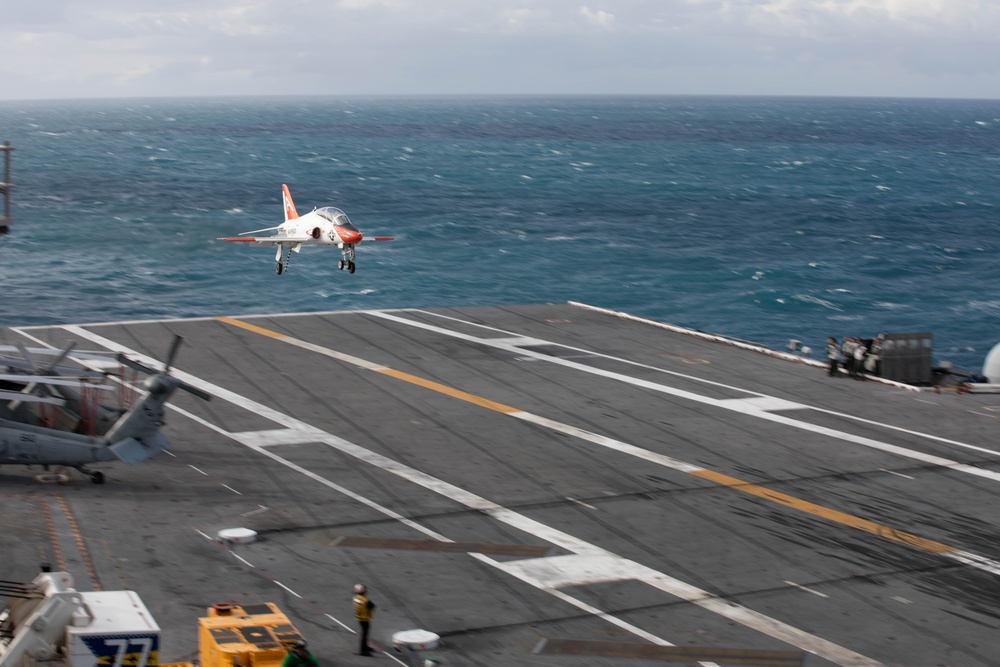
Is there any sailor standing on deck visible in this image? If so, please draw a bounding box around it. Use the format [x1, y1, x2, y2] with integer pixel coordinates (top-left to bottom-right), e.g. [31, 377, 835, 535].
[852, 339, 868, 380]
[353, 583, 376, 656]
[826, 337, 841, 377]
[865, 335, 884, 376]
[842, 337, 858, 378]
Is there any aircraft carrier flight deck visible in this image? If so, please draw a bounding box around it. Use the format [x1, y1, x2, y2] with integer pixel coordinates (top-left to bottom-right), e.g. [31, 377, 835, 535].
[2, 302, 999, 667]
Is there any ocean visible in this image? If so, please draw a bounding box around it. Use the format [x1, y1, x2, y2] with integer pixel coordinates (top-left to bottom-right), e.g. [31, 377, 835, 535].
[0, 95, 998, 373]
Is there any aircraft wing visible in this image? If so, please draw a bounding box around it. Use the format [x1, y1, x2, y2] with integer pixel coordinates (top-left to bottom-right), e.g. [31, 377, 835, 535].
[239, 225, 282, 235]
[218, 236, 315, 246]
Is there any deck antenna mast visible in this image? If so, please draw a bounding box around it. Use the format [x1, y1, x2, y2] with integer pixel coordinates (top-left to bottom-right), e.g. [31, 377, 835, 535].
[0, 141, 12, 234]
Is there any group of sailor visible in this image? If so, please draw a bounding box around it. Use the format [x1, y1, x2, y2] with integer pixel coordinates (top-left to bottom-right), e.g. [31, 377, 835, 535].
[826, 335, 884, 379]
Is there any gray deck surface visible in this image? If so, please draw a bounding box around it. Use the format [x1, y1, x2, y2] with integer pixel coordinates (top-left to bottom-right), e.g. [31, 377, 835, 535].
[2, 302, 999, 667]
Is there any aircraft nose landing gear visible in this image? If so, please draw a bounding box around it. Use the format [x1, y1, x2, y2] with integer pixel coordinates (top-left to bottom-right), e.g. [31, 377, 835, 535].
[339, 244, 357, 273]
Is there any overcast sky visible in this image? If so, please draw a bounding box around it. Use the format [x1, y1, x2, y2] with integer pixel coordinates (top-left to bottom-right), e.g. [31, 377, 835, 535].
[2, 0, 999, 101]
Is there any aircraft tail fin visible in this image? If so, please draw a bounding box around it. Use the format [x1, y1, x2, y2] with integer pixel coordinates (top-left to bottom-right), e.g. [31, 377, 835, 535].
[282, 184, 299, 221]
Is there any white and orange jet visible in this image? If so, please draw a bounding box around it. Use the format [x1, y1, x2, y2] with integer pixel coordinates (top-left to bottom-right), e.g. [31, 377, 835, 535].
[218, 184, 394, 275]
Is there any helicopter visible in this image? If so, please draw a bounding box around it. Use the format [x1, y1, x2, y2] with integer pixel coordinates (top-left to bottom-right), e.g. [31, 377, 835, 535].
[0, 336, 210, 483]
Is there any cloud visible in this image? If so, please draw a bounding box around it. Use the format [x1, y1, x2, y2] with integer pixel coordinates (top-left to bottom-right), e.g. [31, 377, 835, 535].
[497, 7, 552, 32]
[724, 0, 999, 38]
[336, 0, 407, 8]
[0, 0, 998, 99]
[579, 6, 615, 29]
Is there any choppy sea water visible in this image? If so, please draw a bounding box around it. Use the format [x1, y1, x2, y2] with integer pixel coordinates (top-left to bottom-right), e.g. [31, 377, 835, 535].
[0, 95, 998, 372]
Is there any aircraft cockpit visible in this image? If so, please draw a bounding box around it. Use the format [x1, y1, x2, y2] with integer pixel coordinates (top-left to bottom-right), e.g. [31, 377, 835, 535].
[316, 207, 357, 231]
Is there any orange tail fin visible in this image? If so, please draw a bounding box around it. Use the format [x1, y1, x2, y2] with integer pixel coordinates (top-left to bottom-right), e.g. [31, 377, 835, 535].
[282, 184, 299, 221]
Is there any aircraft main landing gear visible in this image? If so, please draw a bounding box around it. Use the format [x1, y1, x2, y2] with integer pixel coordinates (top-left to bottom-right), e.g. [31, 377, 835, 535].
[275, 246, 291, 275]
[75, 466, 105, 484]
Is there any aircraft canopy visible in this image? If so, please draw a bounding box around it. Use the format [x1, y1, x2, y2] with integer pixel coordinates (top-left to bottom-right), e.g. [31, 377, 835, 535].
[316, 207, 357, 230]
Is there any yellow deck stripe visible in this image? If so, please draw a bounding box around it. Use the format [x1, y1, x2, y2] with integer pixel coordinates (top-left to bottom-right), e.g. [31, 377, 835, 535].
[378, 368, 521, 413]
[691, 469, 954, 554]
[217, 316, 961, 560]
[215, 316, 287, 339]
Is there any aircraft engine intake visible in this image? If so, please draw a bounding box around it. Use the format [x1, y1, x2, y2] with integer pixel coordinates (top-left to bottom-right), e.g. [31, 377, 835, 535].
[310, 227, 321, 239]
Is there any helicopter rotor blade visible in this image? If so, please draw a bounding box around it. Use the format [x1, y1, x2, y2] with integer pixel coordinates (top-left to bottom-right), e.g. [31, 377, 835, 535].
[164, 336, 183, 373]
[117, 353, 157, 376]
[114, 344, 211, 402]
[0, 390, 65, 405]
[42, 342, 77, 374]
[179, 383, 212, 402]
[15, 343, 41, 373]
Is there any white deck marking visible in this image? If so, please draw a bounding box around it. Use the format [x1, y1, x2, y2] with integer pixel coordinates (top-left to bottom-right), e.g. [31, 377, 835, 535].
[783, 580, 829, 598]
[241, 506, 269, 517]
[58, 326, 886, 667]
[232, 428, 322, 447]
[513, 411, 705, 473]
[16, 316, 221, 328]
[567, 497, 598, 510]
[718, 396, 807, 412]
[370, 311, 1000, 481]
[324, 613, 354, 632]
[275, 581, 302, 597]
[481, 336, 551, 347]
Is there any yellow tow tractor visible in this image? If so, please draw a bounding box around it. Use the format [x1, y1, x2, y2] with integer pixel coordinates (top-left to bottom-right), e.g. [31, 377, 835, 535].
[0, 571, 307, 667]
[163, 602, 308, 667]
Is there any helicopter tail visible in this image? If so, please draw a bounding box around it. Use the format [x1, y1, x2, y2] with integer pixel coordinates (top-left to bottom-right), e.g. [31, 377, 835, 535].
[109, 432, 170, 465]
[104, 337, 210, 463]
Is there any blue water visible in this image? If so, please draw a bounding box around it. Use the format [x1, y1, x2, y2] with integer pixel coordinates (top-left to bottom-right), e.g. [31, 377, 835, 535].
[1, 95, 998, 372]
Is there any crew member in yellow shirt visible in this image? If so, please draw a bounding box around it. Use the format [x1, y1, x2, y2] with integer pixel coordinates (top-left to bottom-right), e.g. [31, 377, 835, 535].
[352, 583, 376, 656]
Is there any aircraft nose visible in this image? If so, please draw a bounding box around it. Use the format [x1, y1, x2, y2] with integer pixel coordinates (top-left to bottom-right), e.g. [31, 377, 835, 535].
[340, 229, 363, 244]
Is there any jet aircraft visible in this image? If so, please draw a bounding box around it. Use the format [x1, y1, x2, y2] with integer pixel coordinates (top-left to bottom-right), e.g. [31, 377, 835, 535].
[218, 184, 394, 275]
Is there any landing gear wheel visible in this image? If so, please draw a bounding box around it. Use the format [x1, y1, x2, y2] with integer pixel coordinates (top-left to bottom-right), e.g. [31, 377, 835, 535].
[90, 471, 105, 484]
[275, 247, 291, 275]
[347, 261, 356, 274]
[338, 259, 345, 270]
